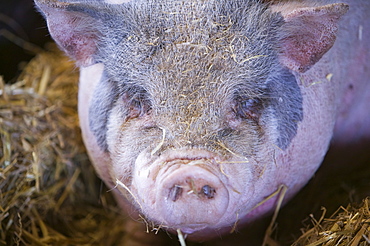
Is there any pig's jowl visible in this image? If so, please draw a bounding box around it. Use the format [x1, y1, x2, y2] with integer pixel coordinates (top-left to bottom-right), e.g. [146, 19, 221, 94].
[34, 0, 370, 244]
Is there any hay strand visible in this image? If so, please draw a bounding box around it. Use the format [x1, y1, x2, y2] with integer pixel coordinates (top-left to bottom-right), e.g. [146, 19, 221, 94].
[292, 197, 370, 246]
[262, 185, 287, 246]
[177, 229, 187, 246]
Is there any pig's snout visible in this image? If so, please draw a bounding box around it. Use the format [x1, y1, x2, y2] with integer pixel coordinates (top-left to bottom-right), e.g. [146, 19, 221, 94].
[155, 165, 229, 233]
[167, 179, 216, 202]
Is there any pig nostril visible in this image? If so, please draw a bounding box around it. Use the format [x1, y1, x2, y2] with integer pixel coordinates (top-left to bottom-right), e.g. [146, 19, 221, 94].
[200, 185, 216, 199]
[157, 165, 229, 227]
[169, 184, 216, 201]
[169, 185, 183, 202]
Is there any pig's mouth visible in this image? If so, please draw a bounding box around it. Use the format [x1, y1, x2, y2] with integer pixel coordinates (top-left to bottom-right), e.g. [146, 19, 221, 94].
[131, 149, 238, 235]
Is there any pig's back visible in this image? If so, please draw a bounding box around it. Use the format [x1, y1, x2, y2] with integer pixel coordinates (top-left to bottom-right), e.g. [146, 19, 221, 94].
[331, 0, 370, 144]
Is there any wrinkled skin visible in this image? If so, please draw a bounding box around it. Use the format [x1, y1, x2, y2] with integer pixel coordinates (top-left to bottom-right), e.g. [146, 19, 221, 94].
[35, 0, 370, 244]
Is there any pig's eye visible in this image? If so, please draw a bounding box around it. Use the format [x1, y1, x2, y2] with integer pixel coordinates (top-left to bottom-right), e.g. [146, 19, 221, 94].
[123, 92, 152, 119]
[233, 97, 263, 121]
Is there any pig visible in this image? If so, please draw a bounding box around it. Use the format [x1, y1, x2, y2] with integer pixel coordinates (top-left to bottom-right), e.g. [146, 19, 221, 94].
[34, 0, 370, 244]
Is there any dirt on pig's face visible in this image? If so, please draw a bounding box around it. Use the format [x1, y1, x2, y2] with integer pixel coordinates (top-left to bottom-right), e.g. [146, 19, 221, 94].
[82, 0, 303, 235]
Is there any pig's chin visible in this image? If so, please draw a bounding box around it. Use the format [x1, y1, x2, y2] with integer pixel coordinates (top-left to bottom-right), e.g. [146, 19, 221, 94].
[129, 149, 250, 238]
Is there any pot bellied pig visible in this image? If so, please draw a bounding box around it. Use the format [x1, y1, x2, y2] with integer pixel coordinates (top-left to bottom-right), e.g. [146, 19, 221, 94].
[35, 0, 370, 244]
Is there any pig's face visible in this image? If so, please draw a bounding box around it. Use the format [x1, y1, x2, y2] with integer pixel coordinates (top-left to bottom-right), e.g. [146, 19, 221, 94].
[35, 0, 348, 239]
[90, 1, 303, 234]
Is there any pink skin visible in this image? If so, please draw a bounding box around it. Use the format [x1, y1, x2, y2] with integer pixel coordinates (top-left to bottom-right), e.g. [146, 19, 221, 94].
[131, 150, 237, 234]
[331, 2, 370, 144]
[79, 62, 336, 240]
[75, 0, 370, 242]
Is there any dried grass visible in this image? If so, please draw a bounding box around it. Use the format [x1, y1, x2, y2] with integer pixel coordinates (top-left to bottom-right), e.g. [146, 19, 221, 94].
[0, 44, 126, 246]
[292, 198, 370, 246]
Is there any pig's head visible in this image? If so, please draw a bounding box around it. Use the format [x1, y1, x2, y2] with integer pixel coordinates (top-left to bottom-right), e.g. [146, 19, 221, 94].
[35, 0, 348, 240]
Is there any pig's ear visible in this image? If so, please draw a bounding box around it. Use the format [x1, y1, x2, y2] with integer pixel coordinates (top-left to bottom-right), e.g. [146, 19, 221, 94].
[35, 0, 100, 66]
[278, 3, 349, 73]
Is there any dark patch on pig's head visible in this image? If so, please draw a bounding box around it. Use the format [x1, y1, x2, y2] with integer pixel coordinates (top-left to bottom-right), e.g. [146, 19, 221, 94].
[89, 72, 120, 151]
[265, 68, 303, 149]
[89, 72, 153, 151]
